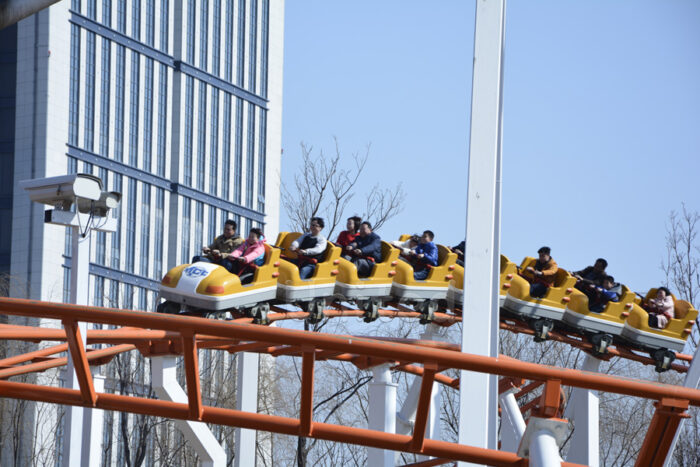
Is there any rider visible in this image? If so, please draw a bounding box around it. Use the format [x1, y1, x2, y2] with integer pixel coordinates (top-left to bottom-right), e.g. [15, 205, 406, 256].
[336, 215, 362, 248]
[191, 219, 244, 265]
[223, 228, 266, 284]
[404, 230, 439, 280]
[344, 221, 382, 277]
[521, 246, 559, 298]
[288, 217, 328, 279]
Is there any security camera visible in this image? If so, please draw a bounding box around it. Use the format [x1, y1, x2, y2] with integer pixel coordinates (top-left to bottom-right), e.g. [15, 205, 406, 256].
[77, 191, 122, 217]
[19, 173, 102, 210]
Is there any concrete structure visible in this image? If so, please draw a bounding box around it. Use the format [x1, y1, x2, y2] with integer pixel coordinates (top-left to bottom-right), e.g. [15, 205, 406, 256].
[0, 0, 284, 464]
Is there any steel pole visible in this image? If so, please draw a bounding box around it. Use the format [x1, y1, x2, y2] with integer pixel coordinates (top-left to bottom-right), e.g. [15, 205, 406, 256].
[564, 355, 601, 466]
[368, 363, 397, 467]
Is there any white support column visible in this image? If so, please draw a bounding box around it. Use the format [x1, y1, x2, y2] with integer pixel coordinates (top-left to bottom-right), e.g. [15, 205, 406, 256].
[367, 363, 397, 467]
[564, 355, 601, 467]
[62, 227, 90, 467]
[459, 1, 506, 464]
[529, 430, 563, 467]
[664, 343, 700, 466]
[82, 368, 106, 463]
[151, 356, 226, 467]
[499, 390, 526, 453]
[234, 351, 259, 467]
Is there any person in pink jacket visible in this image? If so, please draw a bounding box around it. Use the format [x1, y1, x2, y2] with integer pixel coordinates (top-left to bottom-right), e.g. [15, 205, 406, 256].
[644, 286, 675, 329]
[222, 228, 266, 284]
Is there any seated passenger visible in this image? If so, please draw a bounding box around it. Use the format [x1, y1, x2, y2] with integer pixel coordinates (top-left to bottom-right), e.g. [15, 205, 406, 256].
[288, 217, 328, 280]
[588, 275, 620, 313]
[336, 216, 362, 248]
[222, 228, 266, 284]
[343, 221, 382, 278]
[402, 230, 439, 280]
[191, 219, 244, 265]
[521, 246, 558, 298]
[451, 240, 466, 267]
[391, 234, 419, 256]
[573, 258, 609, 303]
[643, 286, 675, 329]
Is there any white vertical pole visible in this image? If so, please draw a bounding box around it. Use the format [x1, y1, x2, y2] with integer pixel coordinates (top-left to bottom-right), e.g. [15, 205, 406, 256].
[82, 368, 106, 463]
[664, 344, 700, 466]
[234, 352, 259, 467]
[459, 0, 506, 464]
[151, 356, 226, 467]
[499, 391, 526, 453]
[530, 430, 563, 467]
[62, 226, 90, 467]
[564, 355, 601, 467]
[367, 363, 397, 467]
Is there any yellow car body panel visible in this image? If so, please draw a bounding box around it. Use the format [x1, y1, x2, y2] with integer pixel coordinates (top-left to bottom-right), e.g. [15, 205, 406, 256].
[335, 241, 399, 300]
[563, 286, 636, 335]
[391, 245, 457, 301]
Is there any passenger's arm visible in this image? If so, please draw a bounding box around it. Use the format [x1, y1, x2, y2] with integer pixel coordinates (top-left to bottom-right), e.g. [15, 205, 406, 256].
[302, 236, 327, 256]
[289, 234, 305, 252]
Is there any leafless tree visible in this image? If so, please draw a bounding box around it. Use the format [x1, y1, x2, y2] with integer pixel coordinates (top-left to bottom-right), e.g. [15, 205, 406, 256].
[281, 138, 405, 238]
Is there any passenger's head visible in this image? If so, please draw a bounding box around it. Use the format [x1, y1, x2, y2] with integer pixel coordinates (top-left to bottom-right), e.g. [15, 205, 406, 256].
[408, 234, 421, 248]
[248, 228, 263, 242]
[359, 221, 373, 237]
[594, 258, 608, 272]
[309, 217, 324, 235]
[537, 246, 551, 262]
[346, 216, 362, 233]
[223, 219, 237, 238]
[602, 275, 614, 289]
[421, 230, 434, 244]
[657, 286, 672, 300]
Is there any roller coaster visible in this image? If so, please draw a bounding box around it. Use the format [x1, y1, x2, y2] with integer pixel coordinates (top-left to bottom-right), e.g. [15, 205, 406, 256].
[157, 232, 698, 372]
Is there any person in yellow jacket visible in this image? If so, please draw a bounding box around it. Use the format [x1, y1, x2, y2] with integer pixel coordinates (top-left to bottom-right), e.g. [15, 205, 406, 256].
[521, 246, 558, 298]
[192, 219, 244, 264]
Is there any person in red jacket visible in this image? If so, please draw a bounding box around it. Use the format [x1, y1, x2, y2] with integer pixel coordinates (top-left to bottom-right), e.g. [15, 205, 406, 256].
[335, 215, 362, 248]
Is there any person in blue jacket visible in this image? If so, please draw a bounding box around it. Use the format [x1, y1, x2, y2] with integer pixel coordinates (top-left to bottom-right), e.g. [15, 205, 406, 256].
[405, 230, 439, 280]
[344, 221, 382, 277]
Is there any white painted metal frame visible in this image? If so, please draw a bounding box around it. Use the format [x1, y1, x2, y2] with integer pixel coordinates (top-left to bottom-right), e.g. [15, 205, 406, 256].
[368, 363, 397, 467]
[234, 351, 259, 467]
[664, 343, 700, 465]
[459, 0, 506, 464]
[564, 355, 601, 466]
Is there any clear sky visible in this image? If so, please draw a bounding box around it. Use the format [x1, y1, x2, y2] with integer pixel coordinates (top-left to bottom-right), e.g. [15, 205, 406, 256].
[280, 1, 700, 294]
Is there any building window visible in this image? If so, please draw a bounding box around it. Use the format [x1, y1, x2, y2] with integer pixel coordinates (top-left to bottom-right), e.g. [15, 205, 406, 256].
[156, 64, 168, 177]
[209, 88, 219, 196]
[234, 97, 243, 204]
[247, 0, 257, 93]
[181, 198, 191, 264]
[222, 93, 231, 200]
[99, 38, 111, 157]
[94, 276, 105, 307]
[261, 0, 269, 98]
[128, 52, 141, 167]
[195, 201, 204, 255]
[197, 81, 207, 191]
[183, 76, 194, 186]
[140, 184, 151, 278]
[143, 58, 154, 172]
[199, 0, 209, 71]
[84, 31, 96, 152]
[87, 0, 96, 19]
[114, 45, 126, 162]
[154, 188, 165, 278]
[257, 110, 266, 212]
[111, 174, 123, 270]
[96, 168, 108, 265]
[212, 0, 221, 76]
[160, 0, 169, 52]
[131, 0, 141, 40]
[208, 205, 217, 244]
[68, 25, 81, 146]
[117, 0, 126, 33]
[146, 0, 155, 46]
[186, 0, 196, 64]
[225, 0, 234, 82]
[246, 103, 255, 208]
[102, 0, 111, 26]
[236, 0, 246, 87]
[125, 179, 137, 273]
[123, 284, 133, 309]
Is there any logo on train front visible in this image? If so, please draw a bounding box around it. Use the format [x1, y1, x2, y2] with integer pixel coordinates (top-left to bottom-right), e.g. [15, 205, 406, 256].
[184, 266, 209, 278]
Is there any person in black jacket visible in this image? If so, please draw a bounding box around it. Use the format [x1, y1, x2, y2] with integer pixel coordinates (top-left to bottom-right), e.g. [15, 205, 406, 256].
[289, 217, 327, 279]
[344, 221, 382, 277]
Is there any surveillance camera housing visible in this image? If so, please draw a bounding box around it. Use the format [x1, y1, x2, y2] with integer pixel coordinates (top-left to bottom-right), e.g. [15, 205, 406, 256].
[77, 191, 122, 217]
[19, 173, 103, 210]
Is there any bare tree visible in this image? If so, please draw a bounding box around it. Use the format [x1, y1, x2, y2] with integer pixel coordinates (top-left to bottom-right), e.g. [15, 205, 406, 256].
[281, 138, 405, 237]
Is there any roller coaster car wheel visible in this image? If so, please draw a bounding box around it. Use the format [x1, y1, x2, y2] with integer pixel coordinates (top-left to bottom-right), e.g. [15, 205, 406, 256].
[651, 348, 675, 373]
[305, 299, 326, 325]
[362, 298, 381, 323]
[531, 318, 553, 343]
[418, 300, 438, 325]
[156, 301, 180, 314]
[250, 303, 271, 325]
[590, 333, 613, 356]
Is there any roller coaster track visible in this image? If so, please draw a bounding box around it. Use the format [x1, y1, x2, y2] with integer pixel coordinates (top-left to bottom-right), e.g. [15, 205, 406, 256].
[0, 297, 697, 466]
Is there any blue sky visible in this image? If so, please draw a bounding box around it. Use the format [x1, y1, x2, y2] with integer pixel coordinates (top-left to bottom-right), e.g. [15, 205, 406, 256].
[280, 1, 700, 293]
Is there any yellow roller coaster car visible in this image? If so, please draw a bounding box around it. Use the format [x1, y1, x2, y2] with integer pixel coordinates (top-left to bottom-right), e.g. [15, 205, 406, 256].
[621, 288, 698, 352]
[335, 241, 399, 301]
[502, 257, 577, 322]
[275, 232, 341, 303]
[159, 244, 281, 313]
[563, 285, 636, 337]
[391, 244, 457, 301]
